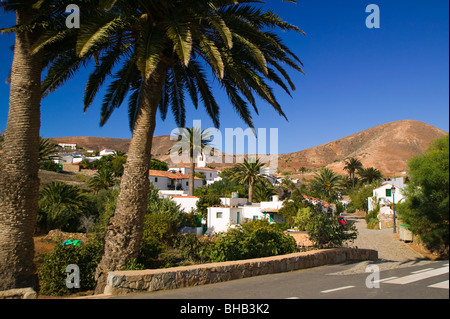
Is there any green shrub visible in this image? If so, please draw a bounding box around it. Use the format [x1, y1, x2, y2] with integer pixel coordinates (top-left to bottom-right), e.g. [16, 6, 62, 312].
[306, 213, 358, 248]
[39, 240, 102, 296]
[208, 220, 296, 262]
[175, 233, 213, 263]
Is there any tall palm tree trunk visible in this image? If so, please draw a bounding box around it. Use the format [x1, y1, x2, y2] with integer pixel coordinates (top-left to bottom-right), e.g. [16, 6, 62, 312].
[248, 182, 254, 203]
[189, 149, 195, 196]
[95, 63, 168, 294]
[0, 8, 43, 291]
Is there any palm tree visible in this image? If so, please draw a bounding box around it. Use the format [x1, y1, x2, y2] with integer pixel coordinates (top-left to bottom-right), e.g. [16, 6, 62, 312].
[171, 127, 213, 196]
[0, 0, 97, 291]
[310, 167, 343, 202]
[39, 137, 57, 161]
[343, 157, 363, 188]
[43, 0, 305, 291]
[0, 0, 58, 291]
[38, 182, 86, 232]
[253, 180, 277, 203]
[357, 167, 383, 184]
[298, 166, 307, 178]
[88, 169, 117, 194]
[231, 158, 267, 203]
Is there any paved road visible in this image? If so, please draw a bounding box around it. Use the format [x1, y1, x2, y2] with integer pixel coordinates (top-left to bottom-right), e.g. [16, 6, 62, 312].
[113, 260, 448, 299]
[107, 214, 448, 300]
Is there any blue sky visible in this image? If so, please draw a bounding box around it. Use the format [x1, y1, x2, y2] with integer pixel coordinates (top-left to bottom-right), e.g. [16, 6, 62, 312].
[0, 0, 448, 154]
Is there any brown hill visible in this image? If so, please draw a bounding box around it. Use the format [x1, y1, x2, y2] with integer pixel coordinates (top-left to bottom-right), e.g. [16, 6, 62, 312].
[49, 135, 177, 158]
[278, 120, 448, 176]
[50, 120, 448, 176]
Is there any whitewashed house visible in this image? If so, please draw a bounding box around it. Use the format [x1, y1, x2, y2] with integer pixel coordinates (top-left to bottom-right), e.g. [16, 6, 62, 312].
[149, 170, 203, 191]
[170, 196, 199, 213]
[99, 149, 116, 156]
[168, 166, 219, 186]
[206, 195, 285, 234]
[368, 178, 406, 213]
[367, 178, 406, 229]
[57, 143, 77, 150]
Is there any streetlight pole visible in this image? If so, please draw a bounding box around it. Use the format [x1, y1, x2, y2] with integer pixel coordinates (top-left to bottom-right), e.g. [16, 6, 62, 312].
[392, 186, 396, 233]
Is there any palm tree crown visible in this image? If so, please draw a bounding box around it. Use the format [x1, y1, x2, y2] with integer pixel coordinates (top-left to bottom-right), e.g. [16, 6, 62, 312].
[231, 158, 267, 202]
[310, 167, 343, 202]
[343, 157, 363, 187]
[171, 126, 214, 195]
[42, 0, 305, 130]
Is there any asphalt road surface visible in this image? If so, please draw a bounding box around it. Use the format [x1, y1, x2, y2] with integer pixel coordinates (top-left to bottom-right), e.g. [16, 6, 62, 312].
[112, 259, 448, 299]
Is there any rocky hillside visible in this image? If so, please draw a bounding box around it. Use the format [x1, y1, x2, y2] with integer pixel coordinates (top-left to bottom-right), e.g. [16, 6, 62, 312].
[50, 120, 448, 176]
[277, 120, 448, 176]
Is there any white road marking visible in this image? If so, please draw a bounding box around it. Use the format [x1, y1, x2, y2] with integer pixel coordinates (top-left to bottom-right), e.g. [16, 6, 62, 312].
[384, 266, 449, 285]
[320, 286, 355, 294]
[286, 297, 300, 299]
[427, 280, 449, 290]
[373, 276, 398, 284]
[411, 268, 434, 274]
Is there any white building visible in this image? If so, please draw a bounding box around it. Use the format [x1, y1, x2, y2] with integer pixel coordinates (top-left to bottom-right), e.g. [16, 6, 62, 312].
[168, 166, 220, 186]
[170, 196, 199, 213]
[149, 170, 203, 191]
[99, 149, 116, 156]
[58, 143, 77, 150]
[50, 152, 85, 164]
[368, 178, 406, 215]
[206, 195, 285, 234]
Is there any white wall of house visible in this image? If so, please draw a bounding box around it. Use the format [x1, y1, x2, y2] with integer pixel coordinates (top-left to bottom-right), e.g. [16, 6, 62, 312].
[178, 178, 203, 191]
[220, 197, 248, 207]
[168, 167, 219, 185]
[207, 196, 286, 234]
[171, 196, 199, 213]
[368, 183, 405, 212]
[100, 149, 116, 156]
[149, 175, 171, 190]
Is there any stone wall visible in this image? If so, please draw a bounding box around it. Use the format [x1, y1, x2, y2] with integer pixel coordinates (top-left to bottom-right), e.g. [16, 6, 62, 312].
[105, 247, 377, 296]
[0, 288, 37, 299]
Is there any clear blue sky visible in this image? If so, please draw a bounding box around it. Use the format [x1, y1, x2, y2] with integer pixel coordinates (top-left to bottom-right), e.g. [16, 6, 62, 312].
[0, 0, 448, 154]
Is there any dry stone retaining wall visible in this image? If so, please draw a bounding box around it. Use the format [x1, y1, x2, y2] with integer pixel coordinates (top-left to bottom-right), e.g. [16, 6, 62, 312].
[105, 248, 378, 296]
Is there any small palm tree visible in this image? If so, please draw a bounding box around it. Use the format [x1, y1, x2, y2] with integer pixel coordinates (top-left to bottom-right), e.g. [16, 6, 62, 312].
[343, 158, 363, 188]
[231, 158, 267, 202]
[39, 137, 57, 161]
[357, 167, 383, 184]
[253, 180, 277, 203]
[88, 169, 117, 193]
[310, 167, 343, 202]
[171, 127, 213, 196]
[38, 182, 86, 231]
[298, 166, 307, 178]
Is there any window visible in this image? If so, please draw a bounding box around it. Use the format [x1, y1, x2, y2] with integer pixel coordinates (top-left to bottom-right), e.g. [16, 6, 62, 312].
[253, 215, 259, 221]
[386, 189, 392, 197]
[155, 177, 158, 183]
[216, 212, 223, 218]
[186, 181, 189, 186]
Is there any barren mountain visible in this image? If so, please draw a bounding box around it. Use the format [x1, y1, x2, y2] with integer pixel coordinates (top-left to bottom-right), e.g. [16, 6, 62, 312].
[277, 120, 448, 176]
[50, 120, 448, 176]
[49, 135, 176, 158]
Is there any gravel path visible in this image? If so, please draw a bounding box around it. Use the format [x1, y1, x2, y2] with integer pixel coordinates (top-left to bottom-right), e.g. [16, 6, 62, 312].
[330, 213, 434, 274]
[345, 213, 424, 262]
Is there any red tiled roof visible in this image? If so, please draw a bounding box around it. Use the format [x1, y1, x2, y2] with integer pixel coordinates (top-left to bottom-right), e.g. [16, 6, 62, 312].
[149, 170, 201, 180]
[171, 196, 199, 199]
